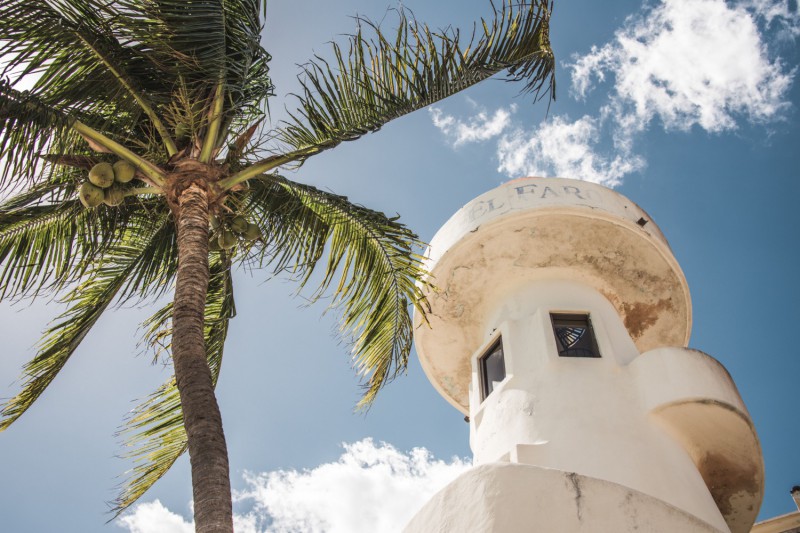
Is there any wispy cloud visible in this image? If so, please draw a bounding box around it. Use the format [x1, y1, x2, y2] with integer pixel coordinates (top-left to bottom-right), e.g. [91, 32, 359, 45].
[743, 0, 800, 39]
[429, 0, 797, 187]
[429, 104, 516, 146]
[496, 115, 644, 188]
[118, 439, 470, 533]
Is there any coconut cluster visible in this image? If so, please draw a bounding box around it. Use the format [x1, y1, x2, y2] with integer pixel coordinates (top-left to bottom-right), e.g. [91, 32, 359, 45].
[78, 160, 137, 208]
[209, 215, 262, 251]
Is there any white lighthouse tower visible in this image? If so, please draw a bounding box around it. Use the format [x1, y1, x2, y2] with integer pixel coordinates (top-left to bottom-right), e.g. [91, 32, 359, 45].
[405, 177, 764, 533]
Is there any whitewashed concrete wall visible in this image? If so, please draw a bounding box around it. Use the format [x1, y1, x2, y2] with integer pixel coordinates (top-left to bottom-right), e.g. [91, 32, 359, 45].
[409, 178, 763, 533]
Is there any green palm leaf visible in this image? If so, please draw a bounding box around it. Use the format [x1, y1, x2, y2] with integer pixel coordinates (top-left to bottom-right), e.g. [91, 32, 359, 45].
[0, 174, 86, 293]
[0, 199, 90, 300]
[0, 0, 174, 152]
[0, 210, 174, 430]
[0, 175, 169, 300]
[0, 79, 158, 187]
[247, 174, 429, 408]
[278, 0, 553, 158]
[1, 0, 273, 181]
[0, 81, 78, 186]
[116, 0, 273, 125]
[112, 255, 234, 515]
[222, 0, 555, 187]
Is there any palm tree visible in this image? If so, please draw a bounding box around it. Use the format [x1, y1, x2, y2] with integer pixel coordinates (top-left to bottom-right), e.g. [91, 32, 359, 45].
[0, 1, 555, 531]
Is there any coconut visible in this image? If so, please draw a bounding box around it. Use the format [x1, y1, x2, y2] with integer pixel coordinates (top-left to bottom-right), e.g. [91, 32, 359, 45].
[210, 215, 221, 231]
[243, 223, 262, 241]
[113, 160, 136, 183]
[218, 230, 238, 250]
[88, 162, 115, 188]
[103, 185, 126, 206]
[209, 232, 223, 251]
[79, 182, 104, 208]
[231, 216, 249, 234]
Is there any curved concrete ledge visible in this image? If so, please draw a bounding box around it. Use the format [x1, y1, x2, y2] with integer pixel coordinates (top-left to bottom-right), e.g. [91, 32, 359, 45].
[633, 347, 764, 533]
[404, 463, 727, 533]
[652, 401, 763, 533]
[422, 177, 675, 266]
[631, 347, 748, 414]
[415, 178, 691, 411]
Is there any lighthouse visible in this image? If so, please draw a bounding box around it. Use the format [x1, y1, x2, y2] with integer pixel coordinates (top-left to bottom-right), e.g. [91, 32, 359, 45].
[405, 177, 764, 533]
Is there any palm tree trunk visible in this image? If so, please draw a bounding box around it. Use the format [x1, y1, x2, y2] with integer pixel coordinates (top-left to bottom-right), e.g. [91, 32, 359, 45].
[172, 180, 233, 533]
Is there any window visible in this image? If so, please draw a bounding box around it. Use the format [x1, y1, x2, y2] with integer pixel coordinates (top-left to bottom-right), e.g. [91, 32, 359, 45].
[551, 313, 600, 358]
[480, 338, 505, 400]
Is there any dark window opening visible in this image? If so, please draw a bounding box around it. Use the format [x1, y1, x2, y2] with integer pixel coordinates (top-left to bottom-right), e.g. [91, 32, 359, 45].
[551, 313, 600, 358]
[480, 338, 505, 400]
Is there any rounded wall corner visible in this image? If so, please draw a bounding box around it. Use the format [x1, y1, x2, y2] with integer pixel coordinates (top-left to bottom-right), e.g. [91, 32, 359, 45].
[651, 399, 764, 533]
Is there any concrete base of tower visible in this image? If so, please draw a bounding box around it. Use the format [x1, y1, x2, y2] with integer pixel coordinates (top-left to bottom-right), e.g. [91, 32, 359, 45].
[403, 463, 729, 533]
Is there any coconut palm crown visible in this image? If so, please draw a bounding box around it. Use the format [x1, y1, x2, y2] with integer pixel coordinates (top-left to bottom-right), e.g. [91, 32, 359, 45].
[0, 1, 555, 531]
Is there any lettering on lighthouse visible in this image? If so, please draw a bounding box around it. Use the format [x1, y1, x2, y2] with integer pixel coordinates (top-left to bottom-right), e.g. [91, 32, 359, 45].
[425, 177, 660, 275]
[466, 183, 602, 224]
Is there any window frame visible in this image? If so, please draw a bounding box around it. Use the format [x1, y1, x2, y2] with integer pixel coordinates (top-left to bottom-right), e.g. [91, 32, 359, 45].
[479, 337, 506, 401]
[550, 312, 601, 358]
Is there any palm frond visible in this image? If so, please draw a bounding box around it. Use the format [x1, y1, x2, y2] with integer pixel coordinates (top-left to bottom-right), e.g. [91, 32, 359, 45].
[0, 3, 154, 178]
[1, 0, 273, 181]
[117, 210, 177, 303]
[241, 175, 328, 275]
[275, 0, 554, 158]
[0, 0, 177, 155]
[0, 81, 77, 187]
[0, 79, 159, 187]
[0, 211, 174, 430]
[0, 175, 171, 301]
[112, 256, 234, 516]
[247, 174, 429, 409]
[116, 0, 273, 124]
[0, 199, 89, 300]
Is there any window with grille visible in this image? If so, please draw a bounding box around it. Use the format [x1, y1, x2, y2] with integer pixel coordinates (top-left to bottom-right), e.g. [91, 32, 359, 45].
[551, 313, 600, 358]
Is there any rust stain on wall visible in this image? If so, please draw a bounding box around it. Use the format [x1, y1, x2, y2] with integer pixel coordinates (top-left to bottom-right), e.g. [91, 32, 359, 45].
[698, 452, 759, 522]
[622, 299, 672, 340]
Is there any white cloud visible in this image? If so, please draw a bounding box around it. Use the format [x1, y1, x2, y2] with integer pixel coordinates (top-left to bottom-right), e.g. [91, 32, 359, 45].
[429, 105, 516, 146]
[118, 500, 194, 533]
[118, 439, 470, 533]
[428, 0, 796, 188]
[118, 501, 260, 533]
[496, 115, 644, 188]
[240, 438, 470, 533]
[429, 107, 644, 186]
[570, 0, 795, 135]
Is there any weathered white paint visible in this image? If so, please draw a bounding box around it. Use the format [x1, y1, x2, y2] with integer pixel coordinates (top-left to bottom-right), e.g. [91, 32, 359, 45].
[408, 177, 763, 533]
[404, 464, 726, 533]
[414, 177, 691, 413]
[464, 280, 761, 531]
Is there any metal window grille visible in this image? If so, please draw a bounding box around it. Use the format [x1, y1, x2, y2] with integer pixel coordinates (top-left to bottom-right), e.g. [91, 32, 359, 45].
[551, 313, 601, 358]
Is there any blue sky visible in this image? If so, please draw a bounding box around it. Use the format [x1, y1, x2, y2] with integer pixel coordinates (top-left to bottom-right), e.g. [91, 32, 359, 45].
[1, 1, 799, 531]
